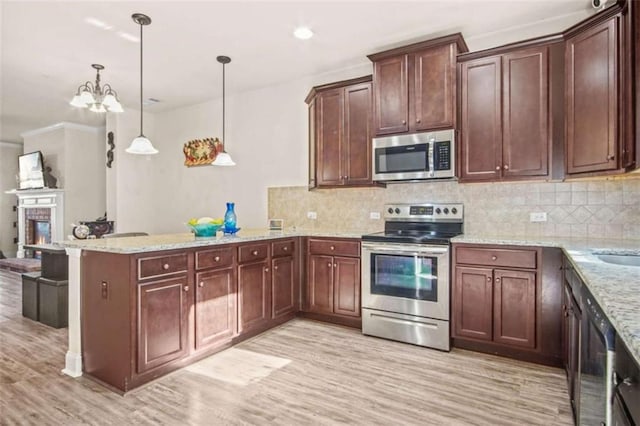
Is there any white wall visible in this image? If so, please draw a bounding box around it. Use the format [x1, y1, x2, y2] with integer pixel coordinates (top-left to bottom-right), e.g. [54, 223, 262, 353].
[0, 142, 22, 257]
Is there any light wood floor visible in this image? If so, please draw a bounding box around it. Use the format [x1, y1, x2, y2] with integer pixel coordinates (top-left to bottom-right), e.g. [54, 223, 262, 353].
[0, 270, 573, 425]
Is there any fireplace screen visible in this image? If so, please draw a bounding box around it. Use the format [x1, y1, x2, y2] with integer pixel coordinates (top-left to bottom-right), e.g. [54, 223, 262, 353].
[32, 220, 51, 245]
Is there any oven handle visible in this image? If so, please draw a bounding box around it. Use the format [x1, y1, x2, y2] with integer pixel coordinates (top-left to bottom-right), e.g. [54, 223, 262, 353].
[362, 244, 448, 256]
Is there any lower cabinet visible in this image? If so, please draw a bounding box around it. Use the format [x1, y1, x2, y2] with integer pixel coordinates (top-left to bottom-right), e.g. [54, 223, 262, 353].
[238, 256, 271, 333]
[272, 255, 296, 318]
[452, 244, 562, 366]
[562, 255, 582, 421]
[303, 238, 361, 326]
[195, 267, 236, 349]
[137, 276, 190, 374]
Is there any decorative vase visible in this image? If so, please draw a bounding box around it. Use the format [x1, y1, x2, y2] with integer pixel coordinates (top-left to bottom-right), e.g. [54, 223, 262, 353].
[224, 202, 237, 233]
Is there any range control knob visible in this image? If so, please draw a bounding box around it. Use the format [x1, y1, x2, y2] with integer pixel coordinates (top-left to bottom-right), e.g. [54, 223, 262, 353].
[452, 207, 458, 214]
[443, 208, 449, 214]
[435, 208, 442, 214]
[395, 208, 401, 214]
[388, 208, 394, 214]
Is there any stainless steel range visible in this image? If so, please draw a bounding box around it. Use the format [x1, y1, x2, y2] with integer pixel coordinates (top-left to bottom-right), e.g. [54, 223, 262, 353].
[361, 203, 463, 351]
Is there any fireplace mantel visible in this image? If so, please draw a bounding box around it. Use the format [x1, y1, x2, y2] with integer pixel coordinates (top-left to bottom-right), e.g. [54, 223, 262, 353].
[6, 188, 65, 258]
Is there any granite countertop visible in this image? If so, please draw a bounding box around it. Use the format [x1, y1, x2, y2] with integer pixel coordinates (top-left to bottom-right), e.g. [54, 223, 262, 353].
[55, 228, 366, 254]
[453, 234, 640, 366]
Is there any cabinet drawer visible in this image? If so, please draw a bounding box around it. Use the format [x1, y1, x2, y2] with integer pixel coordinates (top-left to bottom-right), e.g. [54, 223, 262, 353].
[309, 239, 360, 257]
[195, 247, 234, 270]
[272, 239, 295, 258]
[456, 246, 537, 269]
[238, 243, 269, 264]
[138, 253, 188, 280]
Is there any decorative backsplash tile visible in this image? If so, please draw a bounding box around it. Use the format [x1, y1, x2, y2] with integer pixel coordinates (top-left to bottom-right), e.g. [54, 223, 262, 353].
[268, 175, 640, 240]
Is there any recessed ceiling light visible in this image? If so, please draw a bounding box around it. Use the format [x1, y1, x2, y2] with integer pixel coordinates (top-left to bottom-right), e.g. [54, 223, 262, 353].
[293, 26, 314, 40]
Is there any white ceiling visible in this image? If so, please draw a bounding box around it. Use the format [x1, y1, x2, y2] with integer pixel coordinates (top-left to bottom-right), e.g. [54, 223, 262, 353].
[1, 0, 595, 143]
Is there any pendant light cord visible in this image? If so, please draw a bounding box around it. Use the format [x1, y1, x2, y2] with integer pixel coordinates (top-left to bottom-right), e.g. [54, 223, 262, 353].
[222, 62, 225, 147]
[139, 20, 144, 137]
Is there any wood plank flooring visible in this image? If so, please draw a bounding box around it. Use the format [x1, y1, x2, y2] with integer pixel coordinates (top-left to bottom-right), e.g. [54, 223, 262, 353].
[0, 270, 573, 425]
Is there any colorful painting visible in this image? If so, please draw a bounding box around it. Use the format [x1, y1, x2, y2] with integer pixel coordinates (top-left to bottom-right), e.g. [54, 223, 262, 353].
[183, 137, 223, 167]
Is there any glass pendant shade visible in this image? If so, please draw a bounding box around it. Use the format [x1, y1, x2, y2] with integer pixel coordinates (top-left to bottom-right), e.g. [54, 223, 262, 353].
[79, 90, 96, 104]
[69, 95, 87, 108]
[108, 101, 124, 113]
[102, 94, 117, 107]
[126, 136, 158, 154]
[89, 103, 107, 113]
[211, 152, 236, 166]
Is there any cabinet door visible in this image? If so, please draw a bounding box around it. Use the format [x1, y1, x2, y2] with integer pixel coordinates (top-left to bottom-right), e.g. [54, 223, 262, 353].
[238, 260, 271, 333]
[412, 44, 456, 131]
[137, 277, 189, 373]
[333, 256, 360, 317]
[307, 254, 334, 314]
[344, 82, 373, 184]
[317, 88, 344, 186]
[373, 55, 409, 135]
[460, 56, 503, 181]
[308, 98, 317, 189]
[272, 256, 296, 319]
[493, 269, 536, 349]
[566, 16, 618, 174]
[453, 266, 493, 341]
[568, 295, 582, 417]
[502, 47, 549, 177]
[195, 268, 236, 349]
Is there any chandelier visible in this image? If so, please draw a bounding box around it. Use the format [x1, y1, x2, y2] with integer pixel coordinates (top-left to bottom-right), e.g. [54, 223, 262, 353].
[69, 64, 124, 113]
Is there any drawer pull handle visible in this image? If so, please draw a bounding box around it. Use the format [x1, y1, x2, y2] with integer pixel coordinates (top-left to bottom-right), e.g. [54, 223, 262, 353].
[184, 286, 189, 292]
[283, 246, 288, 251]
[198, 282, 204, 288]
[491, 256, 497, 261]
[330, 246, 335, 251]
[495, 278, 501, 283]
[163, 263, 170, 270]
[252, 250, 258, 256]
[214, 256, 220, 262]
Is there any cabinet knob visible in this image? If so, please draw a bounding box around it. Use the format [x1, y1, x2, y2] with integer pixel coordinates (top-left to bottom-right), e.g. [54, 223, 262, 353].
[330, 246, 335, 251]
[274, 266, 278, 270]
[333, 263, 337, 267]
[328, 262, 332, 268]
[495, 277, 501, 283]
[487, 276, 492, 282]
[607, 154, 615, 160]
[491, 255, 497, 261]
[401, 120, 406, 125]
[495, 166, 501, 171]
[283, 246, 288, 251]
[504, 165, 509, 170]
[252, 250, 258, 256]
[214, 256, 220, 262]
[183, 285, 189, 292]
[265, 267, 269, 272]
[163, 263, 170, 270]
[416, 119, 421, 123]
[198, 282, 204, 288]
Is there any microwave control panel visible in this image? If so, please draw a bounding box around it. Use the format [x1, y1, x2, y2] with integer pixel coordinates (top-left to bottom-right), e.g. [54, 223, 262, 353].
[434, 141, 451, 171]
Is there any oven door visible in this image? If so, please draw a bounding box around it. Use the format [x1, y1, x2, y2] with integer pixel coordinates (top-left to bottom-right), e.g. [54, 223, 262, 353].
[361, 242, 449, 321]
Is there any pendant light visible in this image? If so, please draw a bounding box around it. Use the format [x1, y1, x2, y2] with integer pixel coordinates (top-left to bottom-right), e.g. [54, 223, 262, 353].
[126, 13, 158, 155]
[211, 55, 235, 166]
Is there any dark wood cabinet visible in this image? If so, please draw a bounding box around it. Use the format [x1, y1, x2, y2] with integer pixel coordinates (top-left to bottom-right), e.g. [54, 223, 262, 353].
[303, 238, 361, 326]
[137, 277, 190, 374]
[452, 244, 562, 366]
[306, 76, 375, 188]
[237, 245, 271, 333]
[459, 42, 556, 182]
[562, 256, 582, 420]
[368, 34, 467, 136]
[194, 267, 236, 349]
[271, 239, 298, 319]
[566, 13, 619, 174]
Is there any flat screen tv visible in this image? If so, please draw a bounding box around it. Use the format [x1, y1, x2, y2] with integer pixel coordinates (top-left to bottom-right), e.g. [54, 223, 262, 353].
[18, 151, 45, 189]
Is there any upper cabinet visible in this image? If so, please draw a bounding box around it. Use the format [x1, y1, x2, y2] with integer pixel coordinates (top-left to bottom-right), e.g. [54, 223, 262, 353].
[367, 33, 468, 136]
[565, 7, 635, 175]
[458, 41, 561, 182]
[305, 76, 376, 189]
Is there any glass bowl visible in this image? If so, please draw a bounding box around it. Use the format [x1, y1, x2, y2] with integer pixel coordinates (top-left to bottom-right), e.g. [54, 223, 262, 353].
[188, 223, 222, 237]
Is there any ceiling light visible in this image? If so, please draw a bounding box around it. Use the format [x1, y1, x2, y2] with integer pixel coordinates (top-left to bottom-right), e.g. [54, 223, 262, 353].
[117, 31, 139, 43]
[69, 64, 124, 113]
[211, 56, 235, 166]
[293, 27, 314, 40]
[126, 13, 158, 155]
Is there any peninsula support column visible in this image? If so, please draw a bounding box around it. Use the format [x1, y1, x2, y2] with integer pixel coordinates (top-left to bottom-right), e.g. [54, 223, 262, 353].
[63, 247, 83, 377]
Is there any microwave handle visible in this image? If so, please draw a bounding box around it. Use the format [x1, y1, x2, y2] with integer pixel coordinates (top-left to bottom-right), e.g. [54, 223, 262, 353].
[428, 137, 435, 177]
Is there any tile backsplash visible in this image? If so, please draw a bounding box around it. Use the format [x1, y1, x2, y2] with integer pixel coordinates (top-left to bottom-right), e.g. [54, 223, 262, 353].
[268, 176, 640, 240]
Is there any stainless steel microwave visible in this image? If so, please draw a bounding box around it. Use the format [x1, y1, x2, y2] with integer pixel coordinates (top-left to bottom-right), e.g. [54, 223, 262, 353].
[372, 130, 455, 182]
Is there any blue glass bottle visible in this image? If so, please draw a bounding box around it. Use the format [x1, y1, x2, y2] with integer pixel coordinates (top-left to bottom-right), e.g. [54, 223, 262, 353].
[224, 202, 237, 234]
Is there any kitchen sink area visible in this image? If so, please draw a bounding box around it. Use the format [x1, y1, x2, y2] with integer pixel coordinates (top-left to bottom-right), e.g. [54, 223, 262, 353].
[596, 253, 640, 267]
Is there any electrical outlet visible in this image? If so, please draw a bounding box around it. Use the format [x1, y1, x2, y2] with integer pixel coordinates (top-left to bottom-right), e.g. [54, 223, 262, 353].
[369, 212, 381, 220]
[307, 211, 317, 220]
[530, 212, 547, 222]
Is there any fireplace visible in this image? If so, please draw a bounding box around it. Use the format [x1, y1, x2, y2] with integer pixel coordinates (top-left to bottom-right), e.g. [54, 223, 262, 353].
[11, 189, 64, 258]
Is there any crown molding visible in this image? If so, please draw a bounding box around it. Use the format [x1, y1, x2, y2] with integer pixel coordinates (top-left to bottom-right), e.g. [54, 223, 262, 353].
[0, 140, 23, 148]
[20, 122, 106, 139]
